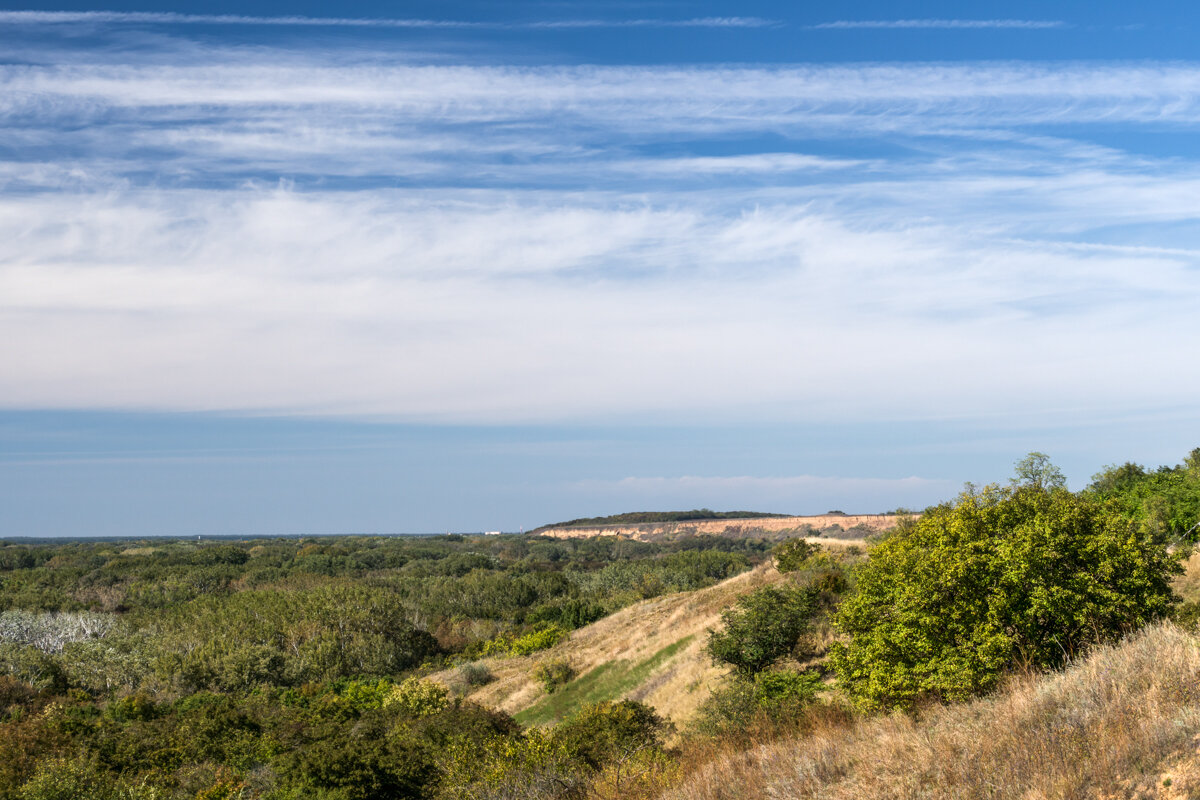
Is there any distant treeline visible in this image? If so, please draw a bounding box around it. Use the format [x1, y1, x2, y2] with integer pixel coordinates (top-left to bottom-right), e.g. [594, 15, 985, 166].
[533, 508, 790, 531]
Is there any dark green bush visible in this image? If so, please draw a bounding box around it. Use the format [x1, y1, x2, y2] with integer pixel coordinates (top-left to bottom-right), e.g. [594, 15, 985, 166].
[706, 585, 818, 676]
[1175, 600, 1200, 630]
[16, 754, 156, 800]
[831, 486, 1182, 710]
[772, 539, 818, 573]
[692, 669, 822, 737]
[552, 700, 667, 771]
[525, 599, 605, 630]
[284, 720, 435, 800]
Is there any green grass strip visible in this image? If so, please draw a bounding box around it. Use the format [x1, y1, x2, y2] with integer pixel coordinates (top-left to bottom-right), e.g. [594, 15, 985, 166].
[515, 634, 695, 726]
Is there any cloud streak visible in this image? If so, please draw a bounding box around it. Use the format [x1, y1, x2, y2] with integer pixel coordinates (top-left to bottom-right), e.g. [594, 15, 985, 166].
[10, 61, 1200, 140]
[809, 19, 1066, 30]
[3, 32, 1200, 427]
[0, 10, 776, 30]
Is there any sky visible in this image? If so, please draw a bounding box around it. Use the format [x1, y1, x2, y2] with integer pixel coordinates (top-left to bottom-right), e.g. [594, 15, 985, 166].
[3, 0, 1200, 536]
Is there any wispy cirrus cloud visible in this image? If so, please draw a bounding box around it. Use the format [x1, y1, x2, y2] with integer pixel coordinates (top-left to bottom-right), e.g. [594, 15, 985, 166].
[3, 30, 1200, 427]
[0, 10, 776, 29]
[9, 61, 1200, 135]
[8, 58, 1200, 198]
[809, 19, 1066, 30]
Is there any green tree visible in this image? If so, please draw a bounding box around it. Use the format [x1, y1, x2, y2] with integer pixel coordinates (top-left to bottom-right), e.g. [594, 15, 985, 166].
[706, 585, 817, 676]
[1012, 451, 1067, 490]
[771, 539, 818, 573]
[831, 485, 1181, 710]
[1089, 462, 1147, 494]
[1085, 449, 1200, 540]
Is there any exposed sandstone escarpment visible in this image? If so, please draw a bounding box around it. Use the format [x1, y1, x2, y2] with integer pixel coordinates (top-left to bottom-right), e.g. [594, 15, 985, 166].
[535, 513, 910, 542]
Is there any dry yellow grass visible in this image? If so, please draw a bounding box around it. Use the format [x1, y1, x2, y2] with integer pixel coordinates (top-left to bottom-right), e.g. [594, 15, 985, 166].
[663, 622, 1200, 800]
[432, 544, 866, 728]
[1172, 548, 1200, 604]
[430, 561, 781, 726]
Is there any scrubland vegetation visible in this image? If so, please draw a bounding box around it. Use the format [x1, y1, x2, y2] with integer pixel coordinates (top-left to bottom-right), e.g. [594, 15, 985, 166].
[0, 534, 762, 798]
[4, 449, 1200, 798]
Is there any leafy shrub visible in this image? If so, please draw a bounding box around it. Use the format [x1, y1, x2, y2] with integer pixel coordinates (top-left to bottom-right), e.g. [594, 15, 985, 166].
[510, 625, 568, 656]
[532, 659, 575, 694]
[332, 678, 395, 713]
[551, 700, 668, 771]
[384, 678, 449, 718]
[706, 585, 818, 676]
[1085, 448, 1200, 540]
[753, 668, 822, 708]
[437, 728, 584, 800]
[831, 485, 1182, 710]
[151, 585, 441, 691]
[455, 662, 493, 689]
[283, 720, 436, 800]
[570, 551, 750, 603]
[189, 545, 249, 567]
[1175, 600, 1200, 630]
[104, 692, 158, 723]
[0, 644, 67, 694]
[525, 599, 605, 630]
[16, 755, 158, 800]
[692, 669, 822, 736]
[0, 675, 37, 718]
[482, 624, 569, 658]
[772, 539, 818, 573]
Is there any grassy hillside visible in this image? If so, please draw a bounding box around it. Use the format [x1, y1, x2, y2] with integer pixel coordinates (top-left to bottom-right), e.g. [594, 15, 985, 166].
[433, 561, 782, 727]
[433, 536, 865, 730]
[665, 621, 1200, 800]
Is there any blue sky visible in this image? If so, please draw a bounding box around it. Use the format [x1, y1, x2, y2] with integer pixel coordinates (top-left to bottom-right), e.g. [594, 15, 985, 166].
[3, 1, 1200, 536]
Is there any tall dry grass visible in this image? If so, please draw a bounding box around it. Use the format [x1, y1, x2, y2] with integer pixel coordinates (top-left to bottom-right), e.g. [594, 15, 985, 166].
[1172, 548, 1200, 604]
[663, 623, 1200, 800]
[432, 561, 793, 727]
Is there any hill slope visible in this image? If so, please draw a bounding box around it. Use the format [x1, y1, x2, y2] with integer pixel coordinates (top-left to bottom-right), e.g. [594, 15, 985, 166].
[433, 559, 795, 727]
[665, 622, 1200, 800]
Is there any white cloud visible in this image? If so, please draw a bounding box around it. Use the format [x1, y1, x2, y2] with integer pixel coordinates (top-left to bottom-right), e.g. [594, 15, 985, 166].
[4, 41, 1200, 425]
[0, 10, 775, 29]
[611, 153, 869, 175]
[9, 62, 1200, 125]
[1, 184, 1198, 422]
[809, 19, 1066, 30]
[10, 59, 1200, 192]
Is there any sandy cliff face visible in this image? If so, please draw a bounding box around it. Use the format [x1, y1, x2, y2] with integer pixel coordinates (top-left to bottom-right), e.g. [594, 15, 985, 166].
[535, 513, 909, 542]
